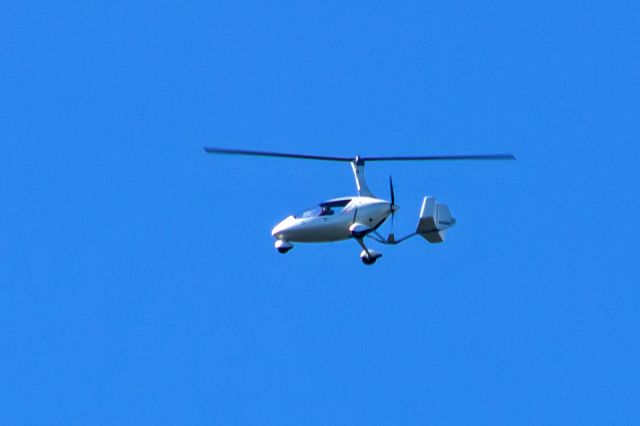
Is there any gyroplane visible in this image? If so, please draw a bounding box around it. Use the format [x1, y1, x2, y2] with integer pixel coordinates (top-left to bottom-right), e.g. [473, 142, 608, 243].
[204, 147, 515, 265]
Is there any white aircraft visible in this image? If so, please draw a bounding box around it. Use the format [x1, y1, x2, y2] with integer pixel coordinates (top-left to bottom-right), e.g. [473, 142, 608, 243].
[205, 147, 515, 265]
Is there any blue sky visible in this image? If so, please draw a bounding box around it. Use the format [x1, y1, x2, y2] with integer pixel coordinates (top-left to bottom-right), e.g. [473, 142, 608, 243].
[1, 1, 639, 424]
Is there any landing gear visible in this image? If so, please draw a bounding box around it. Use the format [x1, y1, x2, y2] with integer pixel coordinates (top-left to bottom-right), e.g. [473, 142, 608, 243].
[356, 237, 382, 265]
[360, 249, 382, 265]
[361, 255, 377, 265]
[275, 240, 293, 254]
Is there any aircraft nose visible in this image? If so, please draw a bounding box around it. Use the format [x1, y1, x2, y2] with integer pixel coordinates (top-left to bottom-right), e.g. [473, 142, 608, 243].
[271, 215, 296, 238]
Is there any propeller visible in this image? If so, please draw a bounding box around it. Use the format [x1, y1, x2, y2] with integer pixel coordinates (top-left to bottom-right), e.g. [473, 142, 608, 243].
[388, 176, 397, 243]
[390, 175, 396, 207]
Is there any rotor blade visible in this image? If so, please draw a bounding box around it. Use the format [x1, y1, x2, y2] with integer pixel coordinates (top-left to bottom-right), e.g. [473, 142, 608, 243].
[363, 154, 516, 161]
[204, 147, 516, 162]
[203, 147, 352, 162]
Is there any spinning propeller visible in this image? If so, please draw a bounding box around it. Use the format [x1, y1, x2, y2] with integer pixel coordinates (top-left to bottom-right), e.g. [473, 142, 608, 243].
[388, 176, 397, 243]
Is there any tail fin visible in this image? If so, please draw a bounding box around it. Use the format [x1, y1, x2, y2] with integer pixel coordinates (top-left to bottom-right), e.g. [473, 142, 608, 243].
[416, 197, 456, 243]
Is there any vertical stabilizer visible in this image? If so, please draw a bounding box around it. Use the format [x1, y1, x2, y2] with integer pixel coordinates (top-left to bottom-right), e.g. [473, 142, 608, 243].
[416, 196, 456, 243]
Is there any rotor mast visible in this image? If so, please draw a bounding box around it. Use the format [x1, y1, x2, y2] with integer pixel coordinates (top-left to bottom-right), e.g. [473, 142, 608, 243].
[351, 155, 374, 197]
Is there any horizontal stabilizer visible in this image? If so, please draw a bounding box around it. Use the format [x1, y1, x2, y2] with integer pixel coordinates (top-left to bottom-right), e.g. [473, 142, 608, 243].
[416, 197, 456, 243]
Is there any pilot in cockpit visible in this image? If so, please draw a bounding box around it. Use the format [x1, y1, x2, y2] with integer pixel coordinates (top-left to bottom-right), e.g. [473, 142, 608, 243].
[319, 205, 334, 216]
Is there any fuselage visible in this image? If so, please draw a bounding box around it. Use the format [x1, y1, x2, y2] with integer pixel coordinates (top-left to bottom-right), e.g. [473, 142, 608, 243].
[271, 196, 393, 243]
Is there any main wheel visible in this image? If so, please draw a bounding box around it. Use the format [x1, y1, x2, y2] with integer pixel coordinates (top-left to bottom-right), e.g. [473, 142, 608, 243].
[361, 256, 377, 265]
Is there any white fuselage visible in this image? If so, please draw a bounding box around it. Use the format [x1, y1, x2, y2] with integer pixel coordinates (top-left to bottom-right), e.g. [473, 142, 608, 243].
[271, 196, 393, 243]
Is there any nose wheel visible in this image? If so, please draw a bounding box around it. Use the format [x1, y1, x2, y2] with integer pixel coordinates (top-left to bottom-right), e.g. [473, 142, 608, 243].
[275, 240, 294, 254]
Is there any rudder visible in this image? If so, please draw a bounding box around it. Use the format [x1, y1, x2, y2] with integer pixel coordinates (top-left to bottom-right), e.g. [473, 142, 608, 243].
[416, 197, 456, 243]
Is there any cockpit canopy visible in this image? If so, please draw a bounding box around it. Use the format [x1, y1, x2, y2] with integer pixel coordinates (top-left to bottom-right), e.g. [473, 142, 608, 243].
[294, 197, 352, 218]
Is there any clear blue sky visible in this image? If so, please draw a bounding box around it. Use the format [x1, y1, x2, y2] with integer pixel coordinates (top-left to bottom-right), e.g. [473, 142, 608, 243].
[2, 1, 639, 424]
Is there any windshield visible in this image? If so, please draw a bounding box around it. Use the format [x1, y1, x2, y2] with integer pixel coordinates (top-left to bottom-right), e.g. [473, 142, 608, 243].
[294, 198, 352, 218]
